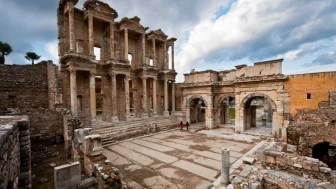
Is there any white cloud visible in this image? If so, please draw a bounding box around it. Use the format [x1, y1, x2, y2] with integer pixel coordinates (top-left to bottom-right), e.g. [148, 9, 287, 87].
[45, 40, 58, 62]
[286, 64, 336, 75]
[175, 0, 336, 81]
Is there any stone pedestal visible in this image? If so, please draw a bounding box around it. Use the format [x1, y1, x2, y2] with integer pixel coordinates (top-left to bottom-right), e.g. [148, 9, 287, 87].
[54, 162, 81, 189]
[83, 135, 103, 157]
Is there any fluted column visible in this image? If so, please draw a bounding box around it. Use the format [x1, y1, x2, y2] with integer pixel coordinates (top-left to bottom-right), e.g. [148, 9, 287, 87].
[153, 78, 157, 116]
[172, 44, 175, 70]
[124, 29, 128, 61]
[69, 68, 77, 117]
[111, 73, 119, 122]
[172, 80, 175, 113]
[152, 38, 156, 66]
[88, 14, 94, 55]
[110, 21, 115, 59]
[125, 75, 130, 120]
[69, 6, 75, 52]
[163, 78, 169, 116]
[89, 71, 97, 126]
[142, 77, 148, 118]
[142, 33, 146, 64]
[164, 41, 167, 69]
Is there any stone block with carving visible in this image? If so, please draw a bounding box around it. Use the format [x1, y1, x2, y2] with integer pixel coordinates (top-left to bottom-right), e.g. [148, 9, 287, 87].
[74, 128, 92, 150]
[83, 135, 103, 156]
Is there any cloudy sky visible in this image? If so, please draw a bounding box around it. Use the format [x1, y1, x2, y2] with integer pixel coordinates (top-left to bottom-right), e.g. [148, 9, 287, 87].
[0, 0, 336, 82]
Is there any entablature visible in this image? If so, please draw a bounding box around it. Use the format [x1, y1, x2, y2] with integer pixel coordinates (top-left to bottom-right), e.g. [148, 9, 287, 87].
[118, 16, 148, 34]
[146, 29, 168, 42]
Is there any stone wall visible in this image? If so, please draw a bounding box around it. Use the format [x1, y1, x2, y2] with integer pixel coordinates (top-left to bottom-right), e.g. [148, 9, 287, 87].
[0, 62, 51, 111]
[0, 116, 31, 189]
[287, 90, 336, 156]
[22, 108, 64, 141]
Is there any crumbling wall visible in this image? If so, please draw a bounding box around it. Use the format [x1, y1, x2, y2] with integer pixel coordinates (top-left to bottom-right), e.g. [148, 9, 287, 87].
[22, 108, 65, 141]
[287, 90, 336, 156]
[0, 116, 31, 189]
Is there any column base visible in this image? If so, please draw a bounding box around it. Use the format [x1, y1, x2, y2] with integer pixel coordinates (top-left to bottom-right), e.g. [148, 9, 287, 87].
[91, 119, 98, 128]
[112, 116, 119, 123]
[152, 112, 158, 118]
[105, 115, 112, 122]
[163, 111, 170, 117]
[125, 114, 131, 121]
[142, 113, 148, 119]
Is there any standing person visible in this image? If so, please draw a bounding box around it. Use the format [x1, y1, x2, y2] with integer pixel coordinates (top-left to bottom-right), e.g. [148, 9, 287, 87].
[186, 121, 189, 131]
[180, 121, 184, 131]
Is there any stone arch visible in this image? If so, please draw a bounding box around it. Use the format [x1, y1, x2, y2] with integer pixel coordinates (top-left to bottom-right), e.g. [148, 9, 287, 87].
[240, 93, 276, 110]
[216, 94, 235, 108]
[238, 92, 277, 133]
[186, 95, 208, 108]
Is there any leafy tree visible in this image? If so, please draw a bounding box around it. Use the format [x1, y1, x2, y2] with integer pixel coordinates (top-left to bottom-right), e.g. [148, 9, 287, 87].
[0, 41, 12, 64]
[25, 52, 41, 65]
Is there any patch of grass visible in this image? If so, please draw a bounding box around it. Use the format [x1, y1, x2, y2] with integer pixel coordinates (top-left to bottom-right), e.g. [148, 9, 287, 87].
[229, 108, 235, 119]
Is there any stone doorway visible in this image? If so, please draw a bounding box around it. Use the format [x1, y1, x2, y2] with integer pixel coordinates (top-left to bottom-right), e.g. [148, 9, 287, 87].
[241, 94, 275, 135]
[190, 98, 206, 124]
[218, 96, 235, 126]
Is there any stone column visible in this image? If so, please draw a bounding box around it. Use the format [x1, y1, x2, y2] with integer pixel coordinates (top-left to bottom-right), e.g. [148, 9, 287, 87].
[152, 38, 156, 66]
[89, 71, 97, 126]
[124, 29, 128, 61]
[172, 44, 175, 70]
[88, 14, 94, 55]
[111, 73, 119, 122]
[69, 6, 75, 52]
[110, 21, 115, 59]
[164, 41, 167, 69]
[163, 78, 169, 116]
[125, 75, 130, 120]
[142, 77, 148, 118]
[153, 78, 157, 116]
[221, 148, 230, 185]
[171, 80, 175, 113]
[142, 33, 146, 64]
[70, 68, 77, 117]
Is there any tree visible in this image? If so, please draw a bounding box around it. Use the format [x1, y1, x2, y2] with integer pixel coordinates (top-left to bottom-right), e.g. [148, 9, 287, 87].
[25, 52, 41, 65]
[0, 41, 12, 65]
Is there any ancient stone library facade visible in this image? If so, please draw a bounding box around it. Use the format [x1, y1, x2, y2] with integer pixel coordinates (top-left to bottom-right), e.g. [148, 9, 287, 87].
[58, 0, 177, 126]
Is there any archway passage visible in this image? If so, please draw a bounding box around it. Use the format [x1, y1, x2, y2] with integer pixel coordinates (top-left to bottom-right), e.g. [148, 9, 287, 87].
[243, 96, 273, 135]
[190, 98, 206, 124]
[313, 142, 336, 170]
[219, 96, 235, 125]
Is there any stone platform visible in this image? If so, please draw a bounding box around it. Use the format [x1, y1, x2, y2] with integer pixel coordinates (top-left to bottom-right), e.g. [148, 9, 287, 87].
[102, 130, 259, 188]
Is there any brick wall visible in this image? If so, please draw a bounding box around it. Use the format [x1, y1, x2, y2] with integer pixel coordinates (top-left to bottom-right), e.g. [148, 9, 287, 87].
[0, 62, 50, 110]
[0, 116, 31, 189]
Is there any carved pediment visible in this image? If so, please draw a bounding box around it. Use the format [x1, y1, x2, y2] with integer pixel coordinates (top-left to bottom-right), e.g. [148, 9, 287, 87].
[147, 29, 168, 41]
[119, 16, 146, 32]
[83, 0, 118, 19]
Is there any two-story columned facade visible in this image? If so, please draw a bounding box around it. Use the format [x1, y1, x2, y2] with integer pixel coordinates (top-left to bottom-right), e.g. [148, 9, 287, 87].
[58, 0, 177, 126]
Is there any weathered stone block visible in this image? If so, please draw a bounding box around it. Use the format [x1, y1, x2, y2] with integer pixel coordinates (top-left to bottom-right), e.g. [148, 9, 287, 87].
[83, 135, 103, 156]
[54, 162, 81, 189]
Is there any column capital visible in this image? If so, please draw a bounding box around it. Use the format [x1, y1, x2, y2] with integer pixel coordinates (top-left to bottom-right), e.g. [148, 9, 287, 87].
[69, 67, 76, 74]
[124, 28, 128, 33]
[90, 70, 96, 75]
[109, 72, 116, 77]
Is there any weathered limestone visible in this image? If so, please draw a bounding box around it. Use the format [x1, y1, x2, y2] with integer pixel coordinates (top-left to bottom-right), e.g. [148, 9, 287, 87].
[110, 21, 114, 59]
[142, 33, 146, 64]
[68, 5, 75, 52]
[89, 72, 96, 126]
[88, 14, 94, 55]
[124, 29, 128, 61]
[54, 162, 81, 189]
[153, 78, 157, 116]
[172, 80, 175, 113]
[83, 135, 103, 156]
[111, 73, 118, 122]
[152, 38, 156, 66]
[221, 149, 230, 185]
[69, 68, 77, 117]
[164, 78, 169, 116]
[142, 77, 148, 118]
[125, 75, 130, 120]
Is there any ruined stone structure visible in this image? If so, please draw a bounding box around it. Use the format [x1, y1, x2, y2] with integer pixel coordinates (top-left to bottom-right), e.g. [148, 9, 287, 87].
[57, 0, 177, 126]
[178, 58, 336, 138]
[179, 59, 290, 136]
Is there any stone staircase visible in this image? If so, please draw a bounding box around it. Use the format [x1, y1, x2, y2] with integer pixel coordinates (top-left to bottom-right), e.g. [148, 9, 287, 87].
[91, 116, 179, 146]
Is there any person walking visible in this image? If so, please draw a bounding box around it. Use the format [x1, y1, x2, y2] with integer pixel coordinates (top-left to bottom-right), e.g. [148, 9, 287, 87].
[186, 121, 189, 131]
[180, 121, 184, 131]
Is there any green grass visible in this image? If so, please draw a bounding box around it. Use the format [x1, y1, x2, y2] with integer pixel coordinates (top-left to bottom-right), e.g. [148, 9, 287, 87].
[229, 108, 235, 119]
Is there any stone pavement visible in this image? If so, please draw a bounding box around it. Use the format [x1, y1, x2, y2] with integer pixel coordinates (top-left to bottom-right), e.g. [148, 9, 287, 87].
[102, 130, 259, 188]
